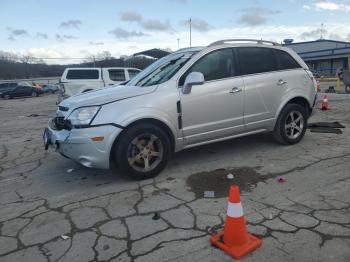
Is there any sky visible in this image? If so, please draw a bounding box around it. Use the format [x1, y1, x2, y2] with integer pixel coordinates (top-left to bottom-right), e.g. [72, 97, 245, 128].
[1, 0, 350, 64]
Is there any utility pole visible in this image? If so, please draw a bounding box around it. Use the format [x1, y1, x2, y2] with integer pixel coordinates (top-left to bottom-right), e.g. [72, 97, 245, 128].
[189, 18, 192, 47]
[320, 23, 324, 39]
[177, 38, 180, 50]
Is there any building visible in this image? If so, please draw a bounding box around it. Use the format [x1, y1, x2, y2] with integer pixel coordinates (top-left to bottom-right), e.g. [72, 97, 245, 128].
[283, 39, 350, 76]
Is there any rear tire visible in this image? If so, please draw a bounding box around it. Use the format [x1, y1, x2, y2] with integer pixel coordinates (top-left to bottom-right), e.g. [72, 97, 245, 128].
[273, 103, 307, 145]
[345, 85, 350, 93]
[114, 123, 171, 180]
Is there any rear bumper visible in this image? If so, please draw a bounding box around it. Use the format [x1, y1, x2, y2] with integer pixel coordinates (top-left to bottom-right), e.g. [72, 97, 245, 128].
[45, 122, 123, 169]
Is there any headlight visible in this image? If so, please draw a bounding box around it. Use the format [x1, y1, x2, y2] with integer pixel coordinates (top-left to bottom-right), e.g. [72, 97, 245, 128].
[67, 106, 100, 127]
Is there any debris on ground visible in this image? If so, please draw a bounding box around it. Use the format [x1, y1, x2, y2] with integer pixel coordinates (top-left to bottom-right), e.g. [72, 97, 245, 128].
[308, 122, 345, 128]
[308, 121, 345, 134]
[268, 213, 273, 220]
[204, 191, 215, 198]
[67, 168, 74, 173]
[227, 173, 234, 179]
[27, 114, 48, 117]
[278, 177, 286, 183]
[61, 235, 70, 240]
[152, 212, 160, 220]
[309, 127, 343, 134]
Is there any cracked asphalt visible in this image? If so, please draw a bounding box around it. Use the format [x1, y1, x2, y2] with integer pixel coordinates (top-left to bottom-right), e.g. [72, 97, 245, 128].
[0, 94, 350, 262]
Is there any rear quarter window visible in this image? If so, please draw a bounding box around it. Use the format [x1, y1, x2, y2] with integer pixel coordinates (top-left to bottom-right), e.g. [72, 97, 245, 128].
[66, 69, 100, 80]
[274, 49, 301, 70]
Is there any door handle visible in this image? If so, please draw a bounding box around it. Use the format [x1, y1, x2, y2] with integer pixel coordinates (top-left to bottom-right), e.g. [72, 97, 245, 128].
[277, 79, 287, 86]
[229, 87, 242, 94]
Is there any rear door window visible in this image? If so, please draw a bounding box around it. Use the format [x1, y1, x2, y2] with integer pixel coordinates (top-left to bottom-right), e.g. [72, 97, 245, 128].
[274, 49, 301, 70]
[108, 69, 126, 81]
[237, 47, 278, 75]
[66, 69, 100, 80]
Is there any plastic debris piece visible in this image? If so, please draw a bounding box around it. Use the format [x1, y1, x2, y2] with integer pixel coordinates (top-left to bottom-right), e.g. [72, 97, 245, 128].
[152, 212, 160, 220]
[268, 213, 273, 220]
[204, 191, 215, 198]
[61, 235, 70, 240]
[278, 177, 286, 183]
[227, 173, 234, 179]
[67, 168, 74, 173]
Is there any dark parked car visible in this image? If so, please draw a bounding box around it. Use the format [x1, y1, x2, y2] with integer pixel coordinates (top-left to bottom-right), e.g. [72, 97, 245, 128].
[0, 82, 17, 95]
[42, 84, 59, 93]
[1, 82, 44, 99]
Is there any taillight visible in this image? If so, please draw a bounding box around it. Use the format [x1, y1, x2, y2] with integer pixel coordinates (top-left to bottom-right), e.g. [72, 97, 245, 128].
[305, 70, 318, 92]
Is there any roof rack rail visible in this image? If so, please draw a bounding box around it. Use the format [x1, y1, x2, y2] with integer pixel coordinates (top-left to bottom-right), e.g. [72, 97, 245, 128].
[208, 39, 280, 47]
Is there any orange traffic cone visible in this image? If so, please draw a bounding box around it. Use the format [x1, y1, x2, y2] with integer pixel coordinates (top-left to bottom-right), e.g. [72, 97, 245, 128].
[210, 185, 262, 259]
[320, 95, 331, 110]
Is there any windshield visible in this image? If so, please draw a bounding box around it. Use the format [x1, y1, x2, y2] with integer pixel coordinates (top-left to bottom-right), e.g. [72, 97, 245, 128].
[127, 51, 197, 87]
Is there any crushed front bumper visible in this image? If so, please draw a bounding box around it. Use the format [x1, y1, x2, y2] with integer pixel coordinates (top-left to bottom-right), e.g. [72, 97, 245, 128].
[44, 120, 123, 169]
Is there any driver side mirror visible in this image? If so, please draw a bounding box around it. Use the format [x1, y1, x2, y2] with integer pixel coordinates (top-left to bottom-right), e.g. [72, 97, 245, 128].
[182, 72, 205, 94]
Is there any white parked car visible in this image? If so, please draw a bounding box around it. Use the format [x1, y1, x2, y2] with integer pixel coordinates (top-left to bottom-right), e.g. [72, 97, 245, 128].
[58, 67, 141, 101]
[44, 39, 318, 179]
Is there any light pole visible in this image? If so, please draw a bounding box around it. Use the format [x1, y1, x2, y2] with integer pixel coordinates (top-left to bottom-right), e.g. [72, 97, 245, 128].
[177, 38, 180, 49]
[189, 18, 192, 47]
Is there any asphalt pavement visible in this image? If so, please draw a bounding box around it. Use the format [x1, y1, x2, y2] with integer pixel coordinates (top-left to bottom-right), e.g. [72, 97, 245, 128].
[0, 94, 349, 262]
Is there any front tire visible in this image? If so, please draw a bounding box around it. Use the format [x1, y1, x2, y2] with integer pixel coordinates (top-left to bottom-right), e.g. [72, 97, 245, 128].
[273, 103, 307, 145]
[114, 123, 171, 179]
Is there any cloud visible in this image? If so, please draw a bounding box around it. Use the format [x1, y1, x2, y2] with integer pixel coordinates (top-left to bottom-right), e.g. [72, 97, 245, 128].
[119, 11, 173, 32]
[11, 29, 29, 36]
[26, 48, 64, 59]
[141, 19, 172, 31]
[55, 34, 77, 41]
[89, 41, 104, 45]
[6, 27, 29, 41]
[181, 18, 211, 32]
[300, 28, 327, 39]
[305, 1, 350, 12]
[109, 27, 147, 39]
[59, 20, 82, 29]
[120, 11, 143, 22]
[238, 7, 280, 26]
[36, 32, 48, 39]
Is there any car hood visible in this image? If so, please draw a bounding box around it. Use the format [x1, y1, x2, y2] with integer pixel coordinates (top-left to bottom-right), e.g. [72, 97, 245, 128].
[59, 85, 157, 109]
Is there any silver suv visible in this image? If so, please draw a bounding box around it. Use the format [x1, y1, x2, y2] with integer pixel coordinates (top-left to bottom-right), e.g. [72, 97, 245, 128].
[44, 39, 317, 179]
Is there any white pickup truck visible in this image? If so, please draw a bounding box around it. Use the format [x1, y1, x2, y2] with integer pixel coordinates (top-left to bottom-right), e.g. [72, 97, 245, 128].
[59, 67, 141, 100]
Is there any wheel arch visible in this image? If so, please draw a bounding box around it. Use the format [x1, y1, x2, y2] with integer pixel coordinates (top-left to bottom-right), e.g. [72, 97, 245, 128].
[109, 118, 176, 166]
[273, 95, 311, 130]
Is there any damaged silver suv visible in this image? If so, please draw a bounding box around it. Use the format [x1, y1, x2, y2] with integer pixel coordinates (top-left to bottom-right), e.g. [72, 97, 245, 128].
[44, 39, 317, 179]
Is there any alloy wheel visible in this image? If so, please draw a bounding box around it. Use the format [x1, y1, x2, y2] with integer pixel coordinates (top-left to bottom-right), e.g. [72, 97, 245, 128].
[127, 133, 164, 173]
[284, 111, 304, 139]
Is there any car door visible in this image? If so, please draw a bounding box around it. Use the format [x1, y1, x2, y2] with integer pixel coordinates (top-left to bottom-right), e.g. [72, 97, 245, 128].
[237, 47, 284, 131]
[24, 86, 33, 96]
[13, 86, 23, 97]
[179, 48, 245, 145]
